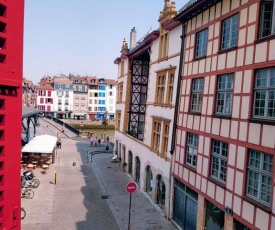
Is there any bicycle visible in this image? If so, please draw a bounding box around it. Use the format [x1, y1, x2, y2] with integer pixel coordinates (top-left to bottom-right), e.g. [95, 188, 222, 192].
[21, 207, 26, 219]
[21, 177, 40, 189]
[21, 171, 40, 188]
[21, 188, 34, 199]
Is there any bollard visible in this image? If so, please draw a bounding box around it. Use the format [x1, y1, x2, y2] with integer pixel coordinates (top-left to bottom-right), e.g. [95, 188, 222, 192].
[72, 162, 76, 166]
[54, 171, 57, 185]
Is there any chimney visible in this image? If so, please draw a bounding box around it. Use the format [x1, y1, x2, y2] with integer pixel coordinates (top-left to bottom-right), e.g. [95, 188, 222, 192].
[130, 27, 137, 49]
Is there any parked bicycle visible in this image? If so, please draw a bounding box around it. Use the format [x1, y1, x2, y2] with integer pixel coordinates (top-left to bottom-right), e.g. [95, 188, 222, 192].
[21, 188, 34, 199]
[21, 171, 40, 188]
[21, 207, 26, 219]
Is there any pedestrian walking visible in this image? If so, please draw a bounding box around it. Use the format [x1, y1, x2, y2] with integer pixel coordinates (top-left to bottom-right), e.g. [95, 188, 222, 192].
[98, 138, 101, 146]
[90, 137, 94, 146]
[57, 138, 61, 149]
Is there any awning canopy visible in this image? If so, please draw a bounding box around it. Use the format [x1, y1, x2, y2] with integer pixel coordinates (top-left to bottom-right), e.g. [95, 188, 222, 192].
[22, 134, 57, 154]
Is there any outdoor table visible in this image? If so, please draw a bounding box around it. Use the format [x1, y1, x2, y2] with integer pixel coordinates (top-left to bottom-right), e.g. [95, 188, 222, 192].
[42, 164, 49, 174]
[32, 161, 38, 169]
[27, 164, 33, 171]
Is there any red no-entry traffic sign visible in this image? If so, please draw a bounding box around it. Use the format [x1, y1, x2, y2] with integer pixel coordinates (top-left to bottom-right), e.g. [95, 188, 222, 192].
[126, 182, 136, 193]
[80, 121, 84, 126]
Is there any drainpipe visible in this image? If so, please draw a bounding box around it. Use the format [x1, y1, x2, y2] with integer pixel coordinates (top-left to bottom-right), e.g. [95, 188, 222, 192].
[167, 21, 186, 220]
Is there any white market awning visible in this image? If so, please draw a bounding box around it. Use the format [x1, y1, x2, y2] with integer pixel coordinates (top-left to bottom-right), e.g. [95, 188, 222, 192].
[22, 134, 57, 154]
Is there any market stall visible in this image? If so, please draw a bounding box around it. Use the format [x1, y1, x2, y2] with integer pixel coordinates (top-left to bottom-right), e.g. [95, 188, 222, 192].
[21, 134, 57, 170]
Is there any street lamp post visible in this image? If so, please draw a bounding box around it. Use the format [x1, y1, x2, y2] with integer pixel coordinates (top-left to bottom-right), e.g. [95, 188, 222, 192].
[102, 109, 108, 142]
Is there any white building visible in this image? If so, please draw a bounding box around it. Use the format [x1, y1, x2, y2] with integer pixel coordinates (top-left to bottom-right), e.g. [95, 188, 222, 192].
[114, 0, 181, 217]
[105, 79, 117, 120]
[53, 78, 73, 119]
[71, 76, 88, 119]
[87, 76, 117, 121]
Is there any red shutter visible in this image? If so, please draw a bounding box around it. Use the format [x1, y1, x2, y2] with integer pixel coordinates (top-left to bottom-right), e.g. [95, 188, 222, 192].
[48, 90, 51, 96]
[47, 106, 51, 111]
[40, 98, 44, 103]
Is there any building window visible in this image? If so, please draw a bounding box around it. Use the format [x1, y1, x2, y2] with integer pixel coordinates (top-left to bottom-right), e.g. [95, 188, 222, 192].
[159, 28, 169, 59]
[151, 119, 161, 152]
[116, 110, 121, 130]
[155, 74, 166, 104]
[221, 14, 239, 50]
[186, 133, 198, 168]
[162, 123, 169, 155]
[259, 1, 275, 38]
[118, 83, 123, 102]
[166, 71, 174, 104]
[246, 149, 273, 206]
[211, 140, 228, 183]
[216, 74, 234, 115]
[191, 78, 204, 112]
[253, 68, 275, 119]
[120, 61, 124, 77]
[150, 118, 170, 156]
[195, 29, 208, 58]
[57, 91, 63, 97]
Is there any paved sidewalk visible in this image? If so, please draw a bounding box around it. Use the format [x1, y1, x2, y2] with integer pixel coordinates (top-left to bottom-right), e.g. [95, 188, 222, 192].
[21, 119, 177, 230]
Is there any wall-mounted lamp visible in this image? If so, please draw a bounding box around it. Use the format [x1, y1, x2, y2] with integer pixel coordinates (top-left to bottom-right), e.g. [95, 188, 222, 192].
[225, 206, 233, 216]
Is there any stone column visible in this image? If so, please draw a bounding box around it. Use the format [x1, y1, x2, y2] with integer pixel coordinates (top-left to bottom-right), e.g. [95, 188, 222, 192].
[196, 194, 206, 230]
[224, 213, 234, 230]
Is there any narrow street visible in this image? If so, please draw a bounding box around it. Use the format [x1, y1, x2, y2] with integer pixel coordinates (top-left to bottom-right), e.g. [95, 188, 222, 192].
[21, 119, 177, 230]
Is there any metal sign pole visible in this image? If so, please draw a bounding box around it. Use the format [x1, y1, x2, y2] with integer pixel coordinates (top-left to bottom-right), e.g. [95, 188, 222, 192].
[128, 193, 132, 230]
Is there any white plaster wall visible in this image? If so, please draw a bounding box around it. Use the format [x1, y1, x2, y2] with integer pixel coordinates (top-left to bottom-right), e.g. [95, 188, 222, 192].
[168, 26, 181, 56]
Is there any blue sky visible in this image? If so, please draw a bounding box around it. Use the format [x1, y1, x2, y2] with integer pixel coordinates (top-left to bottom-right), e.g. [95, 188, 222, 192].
[23, 1, 186, 84]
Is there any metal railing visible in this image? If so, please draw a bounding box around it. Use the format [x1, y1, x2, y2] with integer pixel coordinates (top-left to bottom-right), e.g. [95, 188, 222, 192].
[45, 115, 81, 136]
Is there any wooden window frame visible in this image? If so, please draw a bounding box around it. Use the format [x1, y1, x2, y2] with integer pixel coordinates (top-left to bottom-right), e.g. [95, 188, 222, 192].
[151, 119, 162, 152]
[195, 28, 208, 58]
[155, 73, 166, 104]
[253, 68, 275, 119]
[246, 149, 273, 207]
[161, 121, 170, 156]
[158, 25, 169, 60]
[215, 74, 234, 115]
[190, 78, 204, 112]
[185, 132, 198, 168]
[221, 14, 239, 50]
[210, 139, 228, 184]
[118, 83, 123, 103]
[259, 0, 275, 38]
[116, 110, 121, 130]
[166, 70, 175, 105]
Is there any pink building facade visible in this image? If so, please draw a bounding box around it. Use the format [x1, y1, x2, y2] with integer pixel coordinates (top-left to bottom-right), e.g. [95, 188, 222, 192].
[172, 0, 275, 229]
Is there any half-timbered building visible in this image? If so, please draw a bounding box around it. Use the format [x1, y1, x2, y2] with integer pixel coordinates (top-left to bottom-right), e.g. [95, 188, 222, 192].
[173, 0, 275, 229]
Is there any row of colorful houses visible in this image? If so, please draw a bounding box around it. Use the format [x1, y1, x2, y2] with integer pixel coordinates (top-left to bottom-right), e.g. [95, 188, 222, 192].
[114, 0, 275, 229]
[23, 75, 117, 121]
